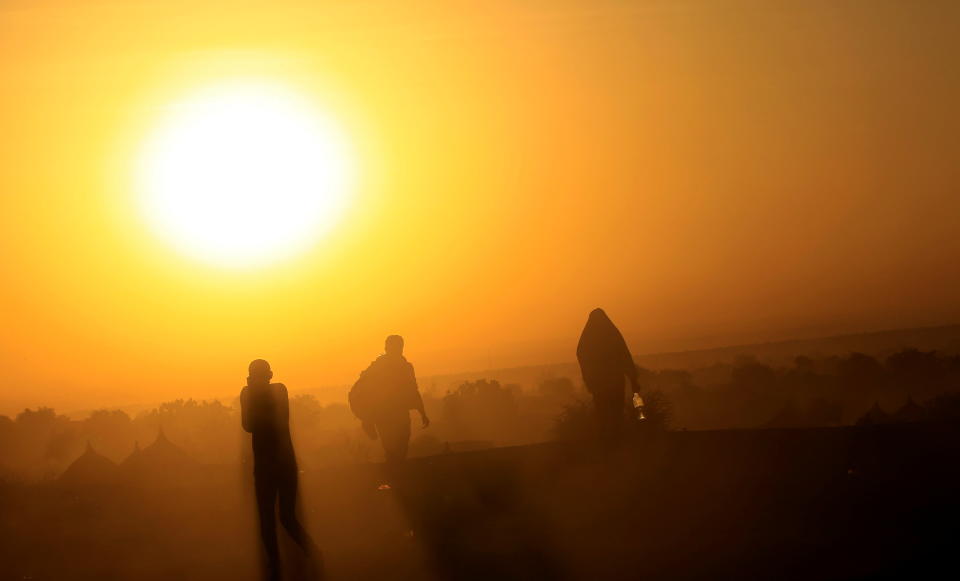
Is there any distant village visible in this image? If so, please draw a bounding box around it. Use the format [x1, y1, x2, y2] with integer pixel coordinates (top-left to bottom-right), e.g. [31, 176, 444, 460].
[3, 347, 960, 487]
[59, 429, 196, 487]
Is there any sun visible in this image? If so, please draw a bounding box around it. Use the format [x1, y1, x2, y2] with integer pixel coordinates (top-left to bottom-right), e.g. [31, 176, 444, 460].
[135, 81, 354, 267]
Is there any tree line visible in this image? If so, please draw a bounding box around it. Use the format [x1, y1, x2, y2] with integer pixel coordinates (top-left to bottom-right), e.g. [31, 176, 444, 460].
[3, 347, 959, 482]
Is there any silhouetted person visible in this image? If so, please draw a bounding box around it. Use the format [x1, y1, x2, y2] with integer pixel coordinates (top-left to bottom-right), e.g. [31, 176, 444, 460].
[576, 308, 640, 441]
[350, 335, 429, 481]
[241, 359, 319, 581]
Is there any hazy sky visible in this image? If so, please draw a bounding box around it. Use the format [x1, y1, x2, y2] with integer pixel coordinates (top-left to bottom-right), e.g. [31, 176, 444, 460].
[1, 0, 958, 415]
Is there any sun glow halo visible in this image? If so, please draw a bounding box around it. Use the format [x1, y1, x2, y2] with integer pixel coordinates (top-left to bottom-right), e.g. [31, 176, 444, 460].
[136, 82, 354, 267]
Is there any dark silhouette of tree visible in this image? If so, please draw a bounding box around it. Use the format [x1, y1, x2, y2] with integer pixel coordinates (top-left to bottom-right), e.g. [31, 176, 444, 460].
[925, 391, 960, 421]
[636, 366, 658, 390]
[944, 355, 960, 390]
[784, 355, 832, 398]
[886, 348, 944, 397]
[135, 399, 238, 463]
[0, 415, 13, 452]
[653, 369, 696, 393]
[83, 409, 134, 460]
[289, 395, 371, 467]
[637, 390, 672, 431]
[838, 352, 885, 396]
[725, 356, 782, 426]
[731, 356, 778, 392]
[552, 389, 672, 439]
[290, 393, 324, 420]
[16, 407, 65, 431]
[45, 428, 80, 465]
[806, 398, 843, 426]
[442, 379, 519, 442]
[14, 407, 72, 478]
[537, 376, 576, 400]
[794, 355, 815, 373]
[552, 400, 594, 441]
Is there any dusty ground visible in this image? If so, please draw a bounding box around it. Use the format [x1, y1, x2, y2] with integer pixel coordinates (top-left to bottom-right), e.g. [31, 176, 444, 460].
[2, 423, 958, 580]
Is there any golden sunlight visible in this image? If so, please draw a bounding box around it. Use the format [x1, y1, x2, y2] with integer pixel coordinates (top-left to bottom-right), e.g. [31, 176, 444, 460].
[135, 80, 354, 267]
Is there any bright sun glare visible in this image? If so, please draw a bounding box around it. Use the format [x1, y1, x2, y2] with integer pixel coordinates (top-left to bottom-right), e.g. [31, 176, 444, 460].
[136, 81, 354, 267]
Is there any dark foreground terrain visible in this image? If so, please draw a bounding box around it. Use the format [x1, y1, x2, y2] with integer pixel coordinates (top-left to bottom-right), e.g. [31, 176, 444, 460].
[2, 423, 958, 580]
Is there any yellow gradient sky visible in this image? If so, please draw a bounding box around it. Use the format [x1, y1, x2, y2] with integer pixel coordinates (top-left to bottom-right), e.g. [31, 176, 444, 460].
[1, 1, 958, 415]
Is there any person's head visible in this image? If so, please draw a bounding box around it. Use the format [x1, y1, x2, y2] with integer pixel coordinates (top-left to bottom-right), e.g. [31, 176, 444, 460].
[248, 359, 273, 382]
[582, 308, 618, 340]
[385, 335, 404, 356]
[589, 307, 608, 321]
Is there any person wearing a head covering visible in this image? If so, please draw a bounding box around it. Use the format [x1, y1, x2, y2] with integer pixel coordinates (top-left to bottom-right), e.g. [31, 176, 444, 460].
[576, 308, 640, 440]
[349, 335, 429, 480]
[241, 359, 318, 580]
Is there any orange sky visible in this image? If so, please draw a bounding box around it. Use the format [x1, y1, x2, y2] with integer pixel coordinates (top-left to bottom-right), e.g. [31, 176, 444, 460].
[1, 0, 958, 416]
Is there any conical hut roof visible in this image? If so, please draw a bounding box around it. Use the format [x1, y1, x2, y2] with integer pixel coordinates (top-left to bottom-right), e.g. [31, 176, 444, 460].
[856, 402, 891, 426]
[893, 397, 926, 423]
[763, 401, 803, 428]
[120, 440, 142, 468]
[59, 441, 119, 485]
[121, 428, 196, 483]
[139, 428, 194, 465]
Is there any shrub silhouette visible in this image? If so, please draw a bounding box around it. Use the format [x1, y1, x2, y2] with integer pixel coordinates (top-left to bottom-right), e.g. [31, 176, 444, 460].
[442, 379, 520, 442]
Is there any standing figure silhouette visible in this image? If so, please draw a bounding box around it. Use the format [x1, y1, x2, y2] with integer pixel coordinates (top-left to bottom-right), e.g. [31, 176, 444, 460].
[241, 359, 319, 581]
[576, 308, 640, 441]
[349, 335, 429, 483]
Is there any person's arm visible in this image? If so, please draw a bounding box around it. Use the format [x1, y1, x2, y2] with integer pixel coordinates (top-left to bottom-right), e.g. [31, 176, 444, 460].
[414, 390, 429, 428]
[276, 383, 290, 426]
[407, 363, 430, 428]
[619, 333, 640, 393]
[626, 362, 641, 394]
[240, 386, 253, 433]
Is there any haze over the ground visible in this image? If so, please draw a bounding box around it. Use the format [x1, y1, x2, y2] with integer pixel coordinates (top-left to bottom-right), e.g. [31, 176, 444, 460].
[1, 0, 958, 414]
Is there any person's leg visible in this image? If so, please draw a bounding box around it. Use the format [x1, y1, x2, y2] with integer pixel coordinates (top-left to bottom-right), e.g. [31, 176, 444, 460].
[608, 395, 625, 440]
[394, 414, 411, 462]
[376, 413, 410, 481]
[377, 419, 395, 464]
[593, 390, 624, 443]
[254, 471, 281, 581]
[277, 470, 315, 553]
